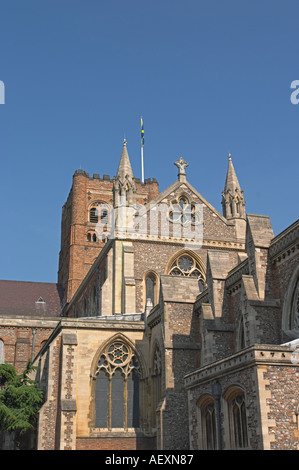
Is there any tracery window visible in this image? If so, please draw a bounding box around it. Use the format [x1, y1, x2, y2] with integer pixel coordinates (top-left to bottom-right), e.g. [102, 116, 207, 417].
[95, 340, 141, 430]
[169, 196, 196, 224]
[168, 252, 205, 282]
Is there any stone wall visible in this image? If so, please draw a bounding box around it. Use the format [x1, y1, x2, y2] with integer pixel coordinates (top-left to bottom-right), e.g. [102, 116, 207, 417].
[185, 345, 299, 450]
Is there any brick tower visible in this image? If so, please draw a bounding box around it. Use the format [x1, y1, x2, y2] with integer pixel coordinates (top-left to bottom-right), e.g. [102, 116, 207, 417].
[58, 140, 159, 304]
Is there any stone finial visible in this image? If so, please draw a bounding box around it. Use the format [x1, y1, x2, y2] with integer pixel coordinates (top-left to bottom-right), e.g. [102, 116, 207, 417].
[174, 157, 189, 182]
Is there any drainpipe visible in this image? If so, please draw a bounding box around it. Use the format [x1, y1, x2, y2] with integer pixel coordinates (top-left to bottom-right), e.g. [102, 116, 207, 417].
[212, 381, 222, 450]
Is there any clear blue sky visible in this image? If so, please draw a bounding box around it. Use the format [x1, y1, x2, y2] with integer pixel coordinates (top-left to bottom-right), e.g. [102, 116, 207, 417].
[0, 1, 298, 283]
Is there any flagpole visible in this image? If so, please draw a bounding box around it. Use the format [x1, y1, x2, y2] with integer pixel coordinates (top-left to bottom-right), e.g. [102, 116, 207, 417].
[141, 117, 144, 183]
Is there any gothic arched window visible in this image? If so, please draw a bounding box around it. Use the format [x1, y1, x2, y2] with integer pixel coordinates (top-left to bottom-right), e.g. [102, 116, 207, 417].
[94, 340, 142, 430]
[198, 396, 217, 450]
[167, 251, 206, 283]
[145, 272, 158, 307]
[225, 387, 248, 449]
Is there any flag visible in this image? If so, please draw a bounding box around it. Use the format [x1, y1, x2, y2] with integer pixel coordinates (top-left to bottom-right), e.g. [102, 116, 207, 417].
[141, 117, 144, 147]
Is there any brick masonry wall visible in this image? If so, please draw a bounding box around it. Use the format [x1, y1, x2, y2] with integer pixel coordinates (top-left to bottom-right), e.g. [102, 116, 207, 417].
[0, 323, 56, 373]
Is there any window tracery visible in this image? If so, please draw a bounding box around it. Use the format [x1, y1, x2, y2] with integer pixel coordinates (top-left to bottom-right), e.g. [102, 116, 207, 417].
[168, 252, 205, 282]
[94, 340, 141, 430]
[169, 196, 197, 225]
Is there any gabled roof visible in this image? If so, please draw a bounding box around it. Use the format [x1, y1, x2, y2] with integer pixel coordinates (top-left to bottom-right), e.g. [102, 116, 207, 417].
[145, 178, 230, 225]
[0, 280, 64, 317]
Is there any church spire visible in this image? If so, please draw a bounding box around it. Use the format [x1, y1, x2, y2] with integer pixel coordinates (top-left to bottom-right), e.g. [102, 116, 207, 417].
[113, 139, 136, 207]
[222, 154, 245, 219]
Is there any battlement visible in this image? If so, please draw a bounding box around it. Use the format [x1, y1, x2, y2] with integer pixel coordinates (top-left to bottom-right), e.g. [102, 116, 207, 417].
[74, 169, 112, 181]
[74, 169, 158, 184]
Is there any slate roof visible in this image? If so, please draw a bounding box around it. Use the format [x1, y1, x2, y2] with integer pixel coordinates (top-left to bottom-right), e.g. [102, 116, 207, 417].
[0, 280, 64, 317]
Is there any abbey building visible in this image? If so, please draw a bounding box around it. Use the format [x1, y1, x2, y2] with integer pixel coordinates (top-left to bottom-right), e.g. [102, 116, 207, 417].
[0, 140, 298, 450]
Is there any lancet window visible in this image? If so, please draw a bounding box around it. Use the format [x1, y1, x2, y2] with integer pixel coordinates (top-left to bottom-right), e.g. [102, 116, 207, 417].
[226, 388, 248, 449]
[198, 397, 217, 450]
[145, 272, 159, 307]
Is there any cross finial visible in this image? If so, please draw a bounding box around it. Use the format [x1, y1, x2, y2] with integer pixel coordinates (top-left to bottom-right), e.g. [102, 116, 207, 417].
[174, 157, 189, 182]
